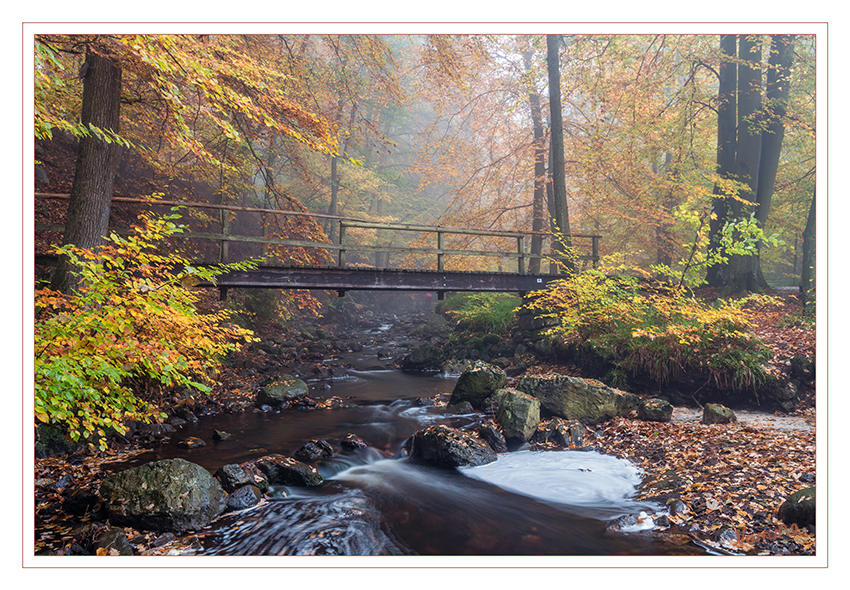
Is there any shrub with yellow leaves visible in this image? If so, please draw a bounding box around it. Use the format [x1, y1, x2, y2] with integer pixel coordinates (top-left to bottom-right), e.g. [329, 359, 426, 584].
[34, 210, 259, 449]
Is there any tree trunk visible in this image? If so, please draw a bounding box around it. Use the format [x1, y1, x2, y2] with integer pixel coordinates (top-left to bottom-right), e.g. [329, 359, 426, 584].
[800, 190, 816, 311]
[753, 34, 794, 289]
[51, 48, 123, 294]
[327, 153, 339, 243]
[655, 152, 676, 267]
[546, 34, 573, 273]
[523, 50, 547, 274]
[706, 34, 738, 287]
[729, 34, 764, 292]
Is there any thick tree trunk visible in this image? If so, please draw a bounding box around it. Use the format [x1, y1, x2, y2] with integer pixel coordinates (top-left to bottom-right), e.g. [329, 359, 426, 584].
[546, 34, 573, 273]
[706, 35, 738, 287]
[523, 50, 547, 274]
[800, 190, 816, 311]
[753, 35, 794, 289]
[51, 49, 123, 294]
[728, 34, 764, 292]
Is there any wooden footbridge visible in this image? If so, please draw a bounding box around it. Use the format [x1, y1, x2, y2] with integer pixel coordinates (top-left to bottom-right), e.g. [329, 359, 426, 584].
[35, 194, 601, 300]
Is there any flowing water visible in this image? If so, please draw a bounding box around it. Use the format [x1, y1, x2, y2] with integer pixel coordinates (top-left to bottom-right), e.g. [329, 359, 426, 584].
[119, 324, 709, 557]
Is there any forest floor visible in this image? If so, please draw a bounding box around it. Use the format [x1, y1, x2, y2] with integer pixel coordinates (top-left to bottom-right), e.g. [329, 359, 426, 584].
[33, 289, 817, 557]
[524, 289, 817, 556]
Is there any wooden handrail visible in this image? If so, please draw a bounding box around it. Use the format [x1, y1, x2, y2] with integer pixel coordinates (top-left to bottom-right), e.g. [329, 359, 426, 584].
[35, 194, 601, 272]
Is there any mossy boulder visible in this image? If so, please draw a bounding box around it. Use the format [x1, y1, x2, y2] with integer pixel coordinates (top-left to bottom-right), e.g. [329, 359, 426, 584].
[777, 487, 816, 528]
[702, 403, 737, 424]
[517, 373, 637, 424]
[637, 398, 674, 422]
[495, 388, 541, 442]
[256, 377, 309, 407]
[448, 361, 508, 409]
[98, 458, 226, 532]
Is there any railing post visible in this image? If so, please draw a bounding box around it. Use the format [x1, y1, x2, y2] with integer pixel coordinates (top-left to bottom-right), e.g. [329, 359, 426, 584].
[338, 221, 347, 268]
[437, 230, 445, 272]
[592, 236, 599, 269]
[517, 236, 525, 275]
[219, 210, 231, 263]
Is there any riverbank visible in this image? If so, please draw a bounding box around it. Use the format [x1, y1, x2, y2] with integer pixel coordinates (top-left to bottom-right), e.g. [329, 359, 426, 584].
[33, 302, 817, 557]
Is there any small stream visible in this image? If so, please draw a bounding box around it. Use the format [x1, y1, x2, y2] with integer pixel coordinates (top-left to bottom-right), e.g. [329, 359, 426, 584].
[116, 323, 709, 556]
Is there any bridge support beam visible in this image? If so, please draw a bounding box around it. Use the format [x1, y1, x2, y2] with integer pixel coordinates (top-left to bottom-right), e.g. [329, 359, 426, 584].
[199, 266, 558, 297]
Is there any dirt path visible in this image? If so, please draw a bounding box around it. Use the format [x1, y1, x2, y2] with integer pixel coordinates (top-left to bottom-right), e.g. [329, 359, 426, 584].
[671, 407, 815, 433]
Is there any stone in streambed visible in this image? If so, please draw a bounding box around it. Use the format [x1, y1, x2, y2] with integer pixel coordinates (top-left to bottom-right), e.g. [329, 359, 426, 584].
[98, 458, 226, 532]
[494, 388, 540, 443]
[255, 377, 309, 407]
[253, 454, 324, 487]
[448, 361, 508, 409]
[517, 373, 637, 425]
[408, 424, 497, 469]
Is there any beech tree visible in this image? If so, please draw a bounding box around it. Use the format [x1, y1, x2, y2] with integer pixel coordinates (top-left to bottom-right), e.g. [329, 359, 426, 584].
[36, 34, 339, 292]
[707, 34, 801, 292]
[546, 34, 574, 273]
[50, 47, 123, 293]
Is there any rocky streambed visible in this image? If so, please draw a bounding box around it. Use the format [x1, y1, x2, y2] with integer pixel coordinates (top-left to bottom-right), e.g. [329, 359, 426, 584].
[33, 311, 816, 557]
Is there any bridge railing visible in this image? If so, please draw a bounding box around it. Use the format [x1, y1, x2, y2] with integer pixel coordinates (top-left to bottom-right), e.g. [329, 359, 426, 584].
[34, 193, 601, 273]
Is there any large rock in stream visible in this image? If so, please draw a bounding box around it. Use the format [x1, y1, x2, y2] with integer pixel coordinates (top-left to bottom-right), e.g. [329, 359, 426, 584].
[517, 373, 637, 425]
[408, 424, 497, 469]
[448, 361, 508, 409]
[255, 377, 309, 407]
[494, 388, 541, 442]
[98, 458, 226, 532]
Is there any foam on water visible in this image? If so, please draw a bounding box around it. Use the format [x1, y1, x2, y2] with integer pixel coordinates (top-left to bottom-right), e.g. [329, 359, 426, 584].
[460, 450, 646, 514]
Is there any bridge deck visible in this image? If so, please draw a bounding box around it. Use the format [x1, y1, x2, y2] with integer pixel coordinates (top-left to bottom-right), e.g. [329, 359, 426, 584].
[201, 266, 563, 299]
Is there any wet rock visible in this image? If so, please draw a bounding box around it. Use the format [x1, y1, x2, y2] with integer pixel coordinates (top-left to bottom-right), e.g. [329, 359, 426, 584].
[152, 532, 176, 548]
[777, 487, 816, 528]
[535, 417, 583, 448]
[400, 344, 443, 371]
[637, 398, 674, 422]
[447, 400, 475, 414]
[177, 436, 206, 449]
[237, 462, 271, 493]
[475, 422, 508, 453]
[256, 377, 309, 407]
[517, 373, 637, 425]
[254, 454, 324, 487]
[212, 429, 231, 441]
[495, 388, 540, 442]
[94, 527, 134, 555]
[340, 433, 368, 449]
[448, 361, 509, 409]
[49, 472, 75, 491]
[214, 464, 253, 493]
[226, 485, 263, 511]
[99, 458, 227, 532]
[408, 424, 497, 469]
[294, 439, 335, 462]
[137, 422, 177, 437]
[702, 403, 737, 424]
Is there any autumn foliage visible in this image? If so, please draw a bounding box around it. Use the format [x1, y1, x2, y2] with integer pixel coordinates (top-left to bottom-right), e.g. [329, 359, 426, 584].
[34, 211, 258, 448]
[527, 269, 771, 391]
